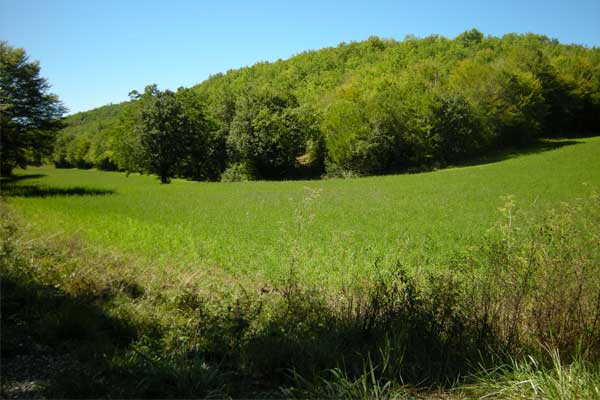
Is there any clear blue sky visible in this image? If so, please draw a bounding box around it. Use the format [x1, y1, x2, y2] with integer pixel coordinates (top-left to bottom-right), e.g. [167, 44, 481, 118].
[2, 0, 599, 114]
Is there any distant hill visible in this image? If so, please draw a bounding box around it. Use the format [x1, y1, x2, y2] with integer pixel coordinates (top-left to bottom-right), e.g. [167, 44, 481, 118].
[53, 30, 600, 180]
[54, 103, 126, 169]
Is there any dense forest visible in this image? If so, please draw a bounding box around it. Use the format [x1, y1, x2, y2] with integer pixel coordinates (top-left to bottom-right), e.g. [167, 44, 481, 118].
[53, 30, 600, 181]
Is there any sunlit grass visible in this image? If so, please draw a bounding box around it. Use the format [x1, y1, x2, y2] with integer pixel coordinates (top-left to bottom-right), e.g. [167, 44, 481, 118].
[459, 350, 600, 399]
[3, 137, 599, 286]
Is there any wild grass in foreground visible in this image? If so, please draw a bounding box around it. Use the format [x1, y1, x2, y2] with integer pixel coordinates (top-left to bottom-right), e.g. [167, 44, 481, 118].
[1, 191, 599, 398]
[460, 350, 600, 399]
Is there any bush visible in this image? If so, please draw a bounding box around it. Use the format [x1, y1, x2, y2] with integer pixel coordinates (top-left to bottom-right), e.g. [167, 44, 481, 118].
[322, 160, 362, 179]
[227, 91, 311, 180]
[220, 162, 256, 182]
[464, 195, 600, 359]
[433, 93, 485, 163]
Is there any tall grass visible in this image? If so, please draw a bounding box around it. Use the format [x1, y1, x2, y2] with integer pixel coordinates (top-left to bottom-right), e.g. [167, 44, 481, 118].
[464, 194, 600, 360]
[3, 137, 600, 287]
[2, 190, 599, 397]
[462, 349, 600, 399]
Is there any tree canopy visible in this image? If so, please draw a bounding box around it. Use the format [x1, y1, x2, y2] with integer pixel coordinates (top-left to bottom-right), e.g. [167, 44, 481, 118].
[52, 31, 600, 181]
[1, 41, 66, 176]
[120, 85, 220, 183]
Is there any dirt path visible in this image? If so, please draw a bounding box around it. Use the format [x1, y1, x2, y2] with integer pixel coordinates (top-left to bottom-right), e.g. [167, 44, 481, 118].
[1, 335, 80, 399]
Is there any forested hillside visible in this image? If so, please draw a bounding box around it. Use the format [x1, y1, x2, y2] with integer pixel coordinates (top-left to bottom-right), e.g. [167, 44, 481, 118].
[53, 30, 600, 181]
[53, 103, 124, 170]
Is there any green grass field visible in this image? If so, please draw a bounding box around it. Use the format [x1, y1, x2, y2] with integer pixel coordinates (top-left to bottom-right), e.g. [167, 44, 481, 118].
[3, 137, 600, 287]
[3, 137, 600, 398]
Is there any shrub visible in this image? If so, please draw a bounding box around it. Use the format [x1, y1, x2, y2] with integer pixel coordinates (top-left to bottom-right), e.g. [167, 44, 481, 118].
[220, 162, 256, 182]
[227, 92, 310, 180]
[464, 195, 600, 360]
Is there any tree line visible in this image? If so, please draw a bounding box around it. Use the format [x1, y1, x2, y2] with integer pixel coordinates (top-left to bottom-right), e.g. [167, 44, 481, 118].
[15, 30, 600, 182]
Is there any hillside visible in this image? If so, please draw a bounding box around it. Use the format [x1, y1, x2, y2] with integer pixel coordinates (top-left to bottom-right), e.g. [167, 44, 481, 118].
[52, 30, 600, 180]
[53, 103, 125, 169]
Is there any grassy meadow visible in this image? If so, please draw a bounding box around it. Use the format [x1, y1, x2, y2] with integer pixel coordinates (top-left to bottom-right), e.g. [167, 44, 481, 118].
[4, 137, 600, 287]
[2, 137, 600, 398]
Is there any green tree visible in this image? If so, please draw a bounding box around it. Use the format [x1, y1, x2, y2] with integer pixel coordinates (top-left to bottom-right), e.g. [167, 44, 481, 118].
[456, 28, 484, 47]
[45, 32, 600, 179]
[135, 85, 185, 183]
[0, 41, 66, 175]
[175, 87, 223, 181]
[135, 85, 217, 183]
[111, 101, 146, 174]
[432, 93, 483, 163]
[227, 91, 309, 179]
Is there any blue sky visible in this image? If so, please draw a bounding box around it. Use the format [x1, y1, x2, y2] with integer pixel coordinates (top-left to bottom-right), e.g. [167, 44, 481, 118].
[1, 0, 599, 114]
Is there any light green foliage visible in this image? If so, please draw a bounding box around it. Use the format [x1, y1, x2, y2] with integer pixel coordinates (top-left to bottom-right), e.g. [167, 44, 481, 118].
[52, 103, 123, 170]
[220, 162, 255, 182]
[5, 136, 600, 287]
[51, 31, 600, 180]
[111, 101, 146, 173]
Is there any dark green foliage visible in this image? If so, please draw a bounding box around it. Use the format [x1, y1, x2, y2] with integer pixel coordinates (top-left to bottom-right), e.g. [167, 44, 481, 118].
[134, 85, 219, 183]
[0, 41, 66, 176]
[175, 87, 225, 181]
[136, 85, 188, 184]
[433, 93, 484, 162]
[227, 90, 314, 179]
[456, 28, 484, 47]
[52, 31, 600, 181]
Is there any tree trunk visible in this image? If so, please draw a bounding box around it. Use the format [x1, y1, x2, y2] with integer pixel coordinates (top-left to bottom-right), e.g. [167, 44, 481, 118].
[0, 162, 14, 177]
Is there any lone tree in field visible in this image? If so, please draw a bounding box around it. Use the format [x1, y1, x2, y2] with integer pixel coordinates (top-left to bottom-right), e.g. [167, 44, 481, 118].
[134, 85, 212, 184]
[0, 41, 66, 176]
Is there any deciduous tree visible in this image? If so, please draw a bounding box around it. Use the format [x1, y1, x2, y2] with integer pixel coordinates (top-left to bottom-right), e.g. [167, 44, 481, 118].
[0, 41, 66, 176]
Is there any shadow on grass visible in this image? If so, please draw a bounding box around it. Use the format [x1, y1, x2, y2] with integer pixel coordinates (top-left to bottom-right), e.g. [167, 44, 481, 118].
[1, 184, 115, 198]
[0, 267, 229, 398]
[453, 138, 582, 169]
[1, 173, 114, 198]
[0, 273, 147, 397]
[0, 174, 47, 184]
